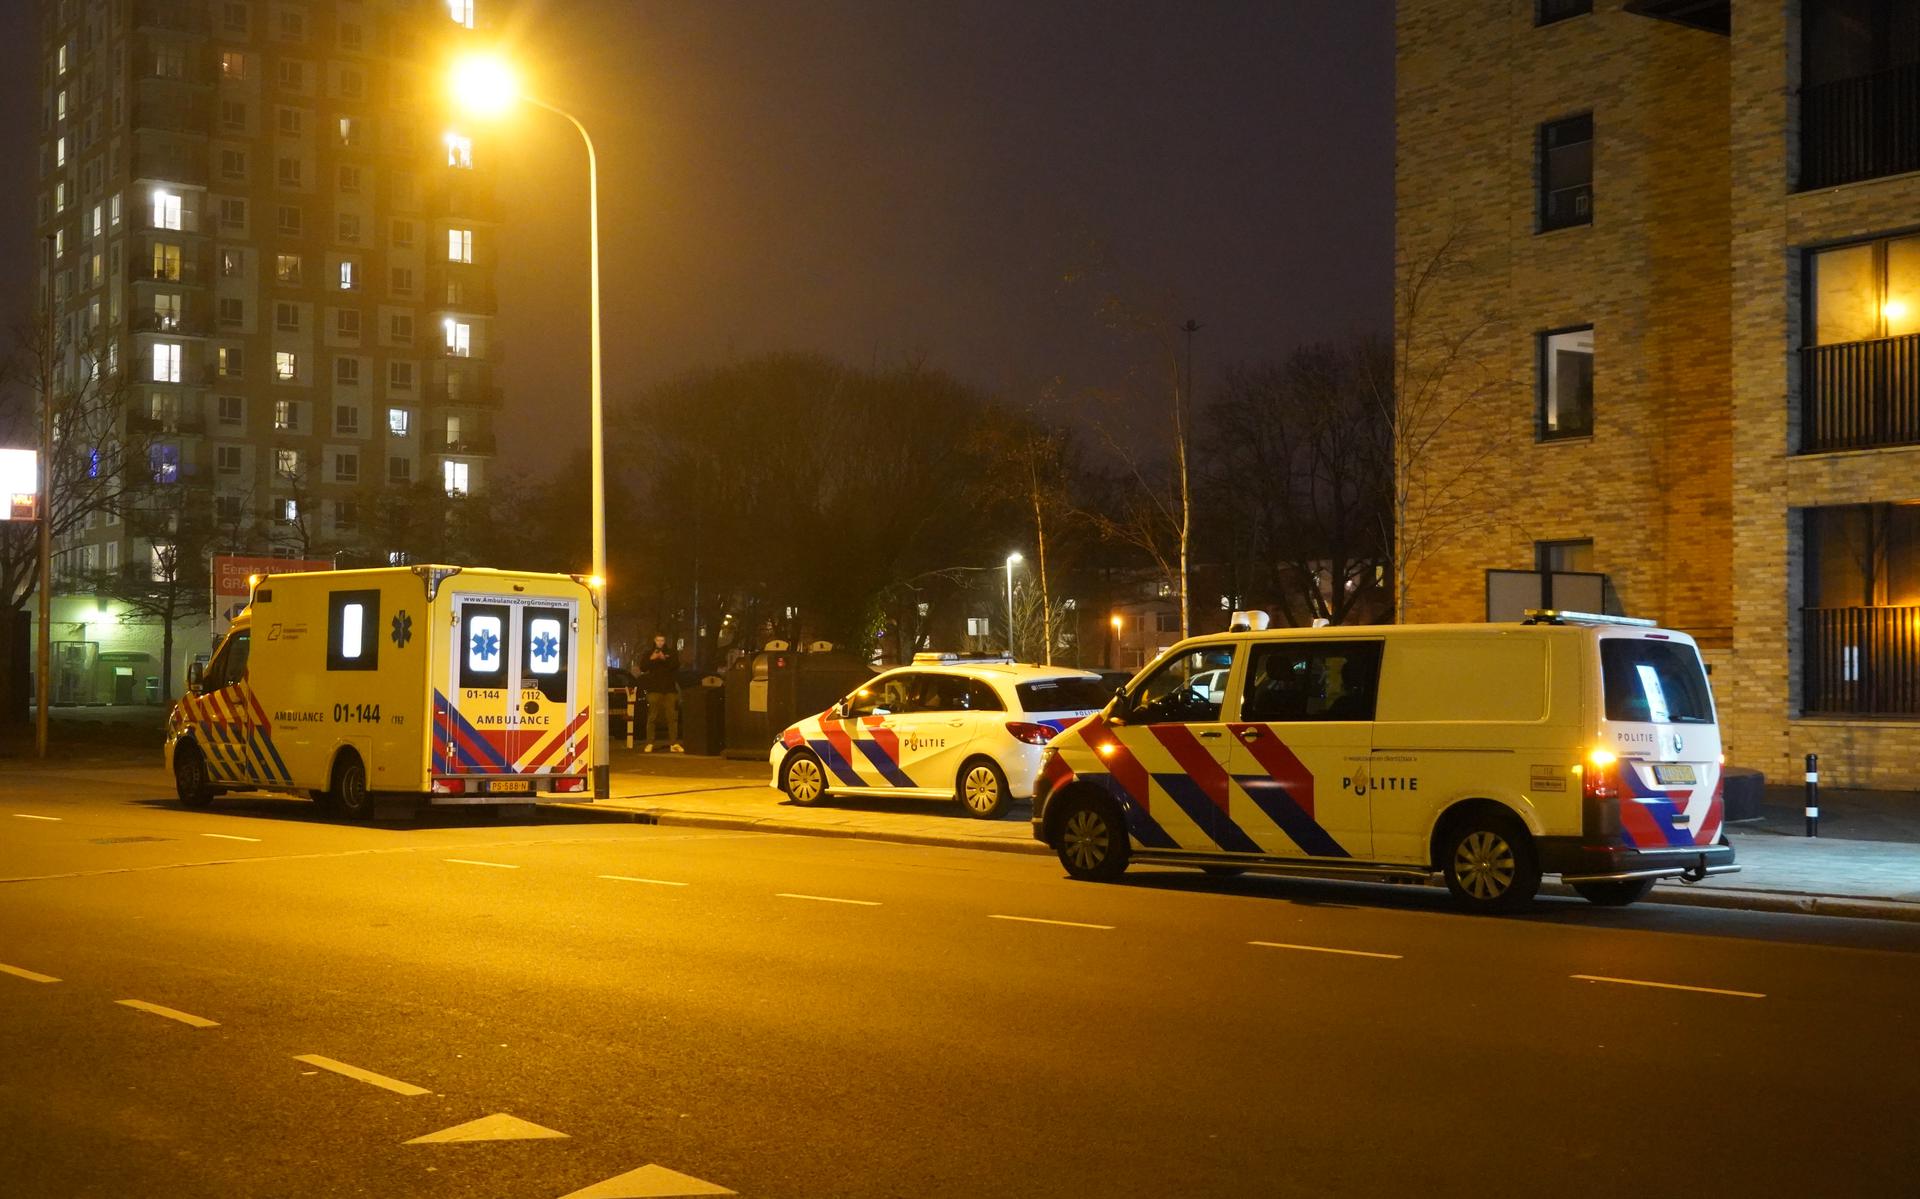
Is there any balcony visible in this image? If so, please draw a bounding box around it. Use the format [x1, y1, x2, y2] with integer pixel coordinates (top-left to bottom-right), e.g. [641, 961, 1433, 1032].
[131, 310, 209, 337]
[426, 384, 503, 407]
[132, 144, 209, 187]
[1801, 332, 1920, 452]
[1804, 605, 1920, 716]
[133, 0, 210, 35]
[134, 96, 213, 135]
[435, 432, 497, 455]
[128, 412, 208, 436]
[1799, 62, 1920, 190]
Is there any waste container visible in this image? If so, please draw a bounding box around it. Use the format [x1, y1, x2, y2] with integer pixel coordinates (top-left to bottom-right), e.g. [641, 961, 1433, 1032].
[723, 641, 873, 759]
[679, 676, 726, 755]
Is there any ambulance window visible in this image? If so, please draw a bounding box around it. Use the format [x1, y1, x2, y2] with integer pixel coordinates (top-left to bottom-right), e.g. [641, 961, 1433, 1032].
[460, 604, 510, 688]
[326, 588, 381, 671]
[1127, 646, 1236, 724]
[523, 607, 569, 703]
[1241, 641, 1383, 723]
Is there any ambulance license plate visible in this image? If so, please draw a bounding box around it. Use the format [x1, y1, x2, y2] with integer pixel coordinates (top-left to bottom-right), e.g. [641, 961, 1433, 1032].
[486, 780, 533, 795]
[1652, 764, 1696, 786]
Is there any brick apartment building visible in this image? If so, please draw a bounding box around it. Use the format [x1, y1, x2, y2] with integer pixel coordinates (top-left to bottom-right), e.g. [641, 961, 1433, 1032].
[30, 0, 502, 703]
[1397, 0, 1920, 787]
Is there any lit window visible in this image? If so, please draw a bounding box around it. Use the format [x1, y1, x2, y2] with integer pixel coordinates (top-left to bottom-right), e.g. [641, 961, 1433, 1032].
[338, 116, 357, 146]
[443, 319, 470, 357]
[448, 228, 473, 263]
[276, 253, 303, 283]
[57, 90, 66, 121]
[57, 44, 68, 75]
[274, 400, 296, 430]
[152, 342, 182, 383]
[444, 132, 473, 169]
[220, 51, 248, 80]
[56, 136, 66, 166]
[218, 346, 244, 377]
[444, 460, 469, 496]
[527, 617, 563, 676]
[449, 0, 476, 29]
[110, 194, 121, 226]
[150, 444, 180, 484]
[339, 603, 364, 658]
[339, 261, 357, 289]
[277, 448, 300, 476]
[275, 351, 297, 381]
[89, 204, 101, 237]
[466, 614, 501, 673]
[388, 407, 410, 436]
[281, 498, 299, 522]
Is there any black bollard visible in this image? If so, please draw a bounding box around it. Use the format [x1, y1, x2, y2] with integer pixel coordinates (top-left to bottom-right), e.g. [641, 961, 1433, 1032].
[1804, 752, 1819, 838]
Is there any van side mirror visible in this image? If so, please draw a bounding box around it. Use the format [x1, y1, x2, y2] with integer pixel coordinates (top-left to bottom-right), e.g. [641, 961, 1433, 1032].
[186, 661, 204, 693]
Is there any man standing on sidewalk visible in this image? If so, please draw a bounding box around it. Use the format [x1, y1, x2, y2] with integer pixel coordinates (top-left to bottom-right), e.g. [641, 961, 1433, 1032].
[640, 633, 683, 753]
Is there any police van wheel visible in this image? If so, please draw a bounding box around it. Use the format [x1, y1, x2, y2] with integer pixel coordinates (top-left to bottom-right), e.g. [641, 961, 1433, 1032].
[782, 752, 828, 807]
[1440, 812, 1540, 913]
[331, 754, 374, 822]
[1572, 878, 1656, 907]
[174, 744, 215, 808]
[1055, 794, 1129, 882]
[957, 758, 1010, 819]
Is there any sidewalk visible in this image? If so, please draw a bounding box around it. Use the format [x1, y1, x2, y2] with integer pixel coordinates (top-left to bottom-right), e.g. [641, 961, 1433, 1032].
[572, 754, 1920, 923]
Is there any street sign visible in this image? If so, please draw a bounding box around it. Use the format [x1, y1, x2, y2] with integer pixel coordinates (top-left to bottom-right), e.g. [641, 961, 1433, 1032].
[0, 448, 37, 521]
[210, 553, 332, 642]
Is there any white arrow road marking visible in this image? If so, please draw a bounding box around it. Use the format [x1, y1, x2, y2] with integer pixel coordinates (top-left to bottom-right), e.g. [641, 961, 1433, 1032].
[405, 1113, 568, 1144]
[12, 813, 61, 821]
[1249, 941, 1402, 960]
[444, 858, 520, 869]
[201, 832, 262, 842]
[0, 962, 61, 984]
[988, 914, 1113, 930]
[117, 999, 219, 1028]
[556, 1163, 737, 1198]
[599, 875, 688, 887]
[1572, 974, 1765, 999]
[776, 892, 879, 906]
[293, 1054, 430, 1096]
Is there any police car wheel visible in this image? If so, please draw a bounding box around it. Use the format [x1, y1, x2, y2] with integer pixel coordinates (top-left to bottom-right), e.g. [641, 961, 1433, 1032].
[1055, 794, 1129, 882]
[331, 754, 374, 822]
[957, 758, 1010, 819]
[1572, 878, 1656, 907]
[782, 752, 827, 806]
[174, 744, 215, 808]
[1440, 814, 1540, 913]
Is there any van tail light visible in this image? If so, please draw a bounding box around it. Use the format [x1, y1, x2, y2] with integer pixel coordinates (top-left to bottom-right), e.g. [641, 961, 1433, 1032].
[551, 776, 586, 794]
[431, 778, 466, 796]
[1036, 746, 1076, 803]
[1006, 721, 1057, 746]
[1582, 748, 1621, 840]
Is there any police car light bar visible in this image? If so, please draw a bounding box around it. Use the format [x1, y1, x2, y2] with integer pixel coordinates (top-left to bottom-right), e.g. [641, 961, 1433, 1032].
[1228, 610, 1271, 633]
[1522, 609, 1658, 628]
[912, 651, 1015, 664]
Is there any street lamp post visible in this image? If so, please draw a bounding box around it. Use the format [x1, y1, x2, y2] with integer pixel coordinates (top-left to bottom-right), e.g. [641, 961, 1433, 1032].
[451, 58, 609, 797]
[1005, 552, 1023, 660]
[1108, 613, 1123, 671]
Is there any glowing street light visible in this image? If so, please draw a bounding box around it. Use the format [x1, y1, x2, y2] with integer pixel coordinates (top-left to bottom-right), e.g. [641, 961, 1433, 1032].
[450, 53, 612, 798]
[1005, 552, 1023, 659]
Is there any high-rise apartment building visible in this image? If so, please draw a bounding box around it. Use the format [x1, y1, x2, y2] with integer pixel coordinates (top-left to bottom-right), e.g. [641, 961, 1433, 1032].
[33, 0, 503, 703]
[1397, 0, 1920, 787]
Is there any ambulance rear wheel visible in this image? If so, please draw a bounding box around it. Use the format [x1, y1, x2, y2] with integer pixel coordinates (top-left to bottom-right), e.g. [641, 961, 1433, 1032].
[331, 753, 373, 822]
[1439, 810, 1540, 913]
[174, 744, 215, 809]
[957, 758, 1010, 819]
[1572, 878, 1656, 907]
[782, 751, 827, 807]
[1054, 792, 1130, 882]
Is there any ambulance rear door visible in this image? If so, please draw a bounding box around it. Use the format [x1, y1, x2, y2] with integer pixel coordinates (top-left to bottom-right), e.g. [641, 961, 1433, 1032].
[439, 589, 585, 793]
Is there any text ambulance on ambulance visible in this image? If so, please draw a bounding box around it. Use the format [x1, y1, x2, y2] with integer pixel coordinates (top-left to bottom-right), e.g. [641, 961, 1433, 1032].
[165, 565, 600, 819]
[1032, 610, 1737, 912]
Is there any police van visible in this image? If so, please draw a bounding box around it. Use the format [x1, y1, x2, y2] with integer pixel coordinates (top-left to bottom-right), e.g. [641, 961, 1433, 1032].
[166, 565, 601, 818]
[770, 654, 1111, 818]
[1031, 611, 1737, 911]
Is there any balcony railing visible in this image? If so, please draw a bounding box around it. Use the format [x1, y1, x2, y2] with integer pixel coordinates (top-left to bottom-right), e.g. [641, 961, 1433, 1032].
[1801, 331, 1920, 452]
[1804, 605, 1920, 716]
[1799, 62, 1920, 190]
[436, 433, 497, 455]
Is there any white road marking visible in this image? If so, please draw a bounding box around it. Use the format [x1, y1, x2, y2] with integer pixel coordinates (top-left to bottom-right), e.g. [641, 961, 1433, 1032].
[776, 892, 879, 906]
[0, 962, 61, 984]
[558, 1163, 737, 1197]
[201, 833, 262, 842]
[988, 914, 1114, 930]
[293, 1053, 430, 1096]
[404, 1113, 567, 1144]
[599, 875, 688, 887]
[1249, 940, 1402, 960]
[12, 813, 61, 822]
[117, 999, 219, 1028]
[1572, 974, 1765, 999]
[443, 858, 519, 869]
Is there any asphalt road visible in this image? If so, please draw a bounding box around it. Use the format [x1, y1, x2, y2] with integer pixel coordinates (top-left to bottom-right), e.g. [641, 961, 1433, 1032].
[4, 766, 1920, 1198]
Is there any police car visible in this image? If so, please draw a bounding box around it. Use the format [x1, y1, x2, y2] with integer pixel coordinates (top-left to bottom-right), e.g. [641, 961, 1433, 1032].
[1032, 610, 1737, 912]
[770, 654, 1111, 818]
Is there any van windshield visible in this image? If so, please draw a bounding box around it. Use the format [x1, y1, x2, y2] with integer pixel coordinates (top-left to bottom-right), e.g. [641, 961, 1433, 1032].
[1601, 639, 1713, 724]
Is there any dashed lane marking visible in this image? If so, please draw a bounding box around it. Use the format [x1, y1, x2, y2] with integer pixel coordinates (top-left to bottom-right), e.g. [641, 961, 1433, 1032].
[558, 1162, 737, 1197]
[444, 858, 520, 869]
[599, 875, 688, 887]
[1249, 941, 1403, 960]
[201, 833, 263, 842]
[776, 892, 880, 906]
[117, 999, 219, 1028]
[12, 814, 61, 822]
[293, 1053, 430, 1096]
[988, 914, 1114, 930]
[405, 1113, 567, 1144]
[0, 962, 61, 984]
[1572, 974, 1765, 999]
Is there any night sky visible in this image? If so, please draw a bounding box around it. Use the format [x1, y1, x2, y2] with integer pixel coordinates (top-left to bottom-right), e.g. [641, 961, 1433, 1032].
[0, 0, 1393, 470]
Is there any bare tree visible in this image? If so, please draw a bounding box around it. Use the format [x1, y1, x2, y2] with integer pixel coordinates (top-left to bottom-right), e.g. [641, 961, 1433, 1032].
[86, 472, 217, 702]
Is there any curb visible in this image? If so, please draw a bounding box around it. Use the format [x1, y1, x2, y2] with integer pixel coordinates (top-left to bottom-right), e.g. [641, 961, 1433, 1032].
[564, 802, 1920, 923]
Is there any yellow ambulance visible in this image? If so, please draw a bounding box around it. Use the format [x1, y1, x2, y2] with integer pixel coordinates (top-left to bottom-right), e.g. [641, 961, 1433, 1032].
[165, 565, 601, 818]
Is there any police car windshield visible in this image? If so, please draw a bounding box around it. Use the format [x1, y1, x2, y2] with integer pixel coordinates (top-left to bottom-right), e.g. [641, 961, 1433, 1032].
[1015, 677, 1110, 713]
[1601, 639, 1713, 724]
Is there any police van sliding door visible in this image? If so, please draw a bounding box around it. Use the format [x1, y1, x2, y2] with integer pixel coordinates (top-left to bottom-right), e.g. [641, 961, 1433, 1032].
[445, 594, 581, 783]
